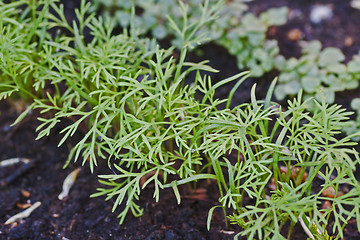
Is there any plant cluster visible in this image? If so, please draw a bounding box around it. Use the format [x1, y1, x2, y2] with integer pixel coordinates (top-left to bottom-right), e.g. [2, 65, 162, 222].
[1, 0, 360, 239]
[344, 97, 360, 141]
[89, 0, 224, 47]
[215, 5, 288, 77]
[274, 40, 360, 103]
[90, 0, 288, 77]
[91, 0, 360, 136]
[92, 0, 360, 136]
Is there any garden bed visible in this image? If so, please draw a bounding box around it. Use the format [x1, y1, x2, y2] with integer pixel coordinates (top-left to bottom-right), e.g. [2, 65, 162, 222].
[0, 101, 237, 239]
[1, 0, 360, 239]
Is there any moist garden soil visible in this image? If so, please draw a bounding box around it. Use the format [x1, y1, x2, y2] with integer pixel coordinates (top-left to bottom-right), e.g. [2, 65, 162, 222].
[1, 0, 360, 239]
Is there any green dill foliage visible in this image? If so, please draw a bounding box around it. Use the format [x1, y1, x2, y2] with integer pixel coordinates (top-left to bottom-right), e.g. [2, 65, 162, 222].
[89, 0, 288, 77]
[187, 85, 360, 239]
[0, 0, 54, 101]
[1, 1, 360, 239]
[274, 40, 360, 103]
[0, 0, 223, 224]
[89, 0, 224, 48]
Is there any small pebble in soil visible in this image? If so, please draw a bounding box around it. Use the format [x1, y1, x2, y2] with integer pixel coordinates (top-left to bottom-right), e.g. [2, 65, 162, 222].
[322, 200, 332, 209]
[287, 29, 303, 41]
[16, 202, 32, 209]
[351, 0, 360, 10]
[322, 186, 344, 198]
[310, 4, 333, 24]
[345, 36, 355, 47]
[20, 189, 31, 198]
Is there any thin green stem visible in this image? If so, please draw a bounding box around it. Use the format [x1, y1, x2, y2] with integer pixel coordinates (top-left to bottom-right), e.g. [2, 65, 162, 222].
[287, 221, 296, 240]
[65, 77, 98, 106]
[272, 151, 280, 191]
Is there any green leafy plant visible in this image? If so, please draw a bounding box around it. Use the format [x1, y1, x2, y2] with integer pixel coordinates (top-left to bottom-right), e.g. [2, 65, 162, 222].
[199, 87, 360, 239]
[274, 40, 360, 103]
[1, 1, 360, 239]
[342, 53, 360, 139]
[0, 0, 53, 101]
[215, 5, 288, 77]
[89, 0, 225, 47]
[343, 98, 360, 141]
[0, 0, 226, 224]
[90, 0, 288, 77]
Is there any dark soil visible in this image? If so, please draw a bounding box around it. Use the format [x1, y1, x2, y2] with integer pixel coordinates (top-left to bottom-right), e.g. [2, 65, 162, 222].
[249, 0, 360, 61]
[1, 0, 360, 239]
[248, 0, 360, 109]
[0, 101, 238, 240]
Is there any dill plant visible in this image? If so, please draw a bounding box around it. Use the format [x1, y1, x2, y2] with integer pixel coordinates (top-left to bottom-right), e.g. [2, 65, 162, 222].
[199, 87, 360, 239]
[1, 0, 360, 239]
